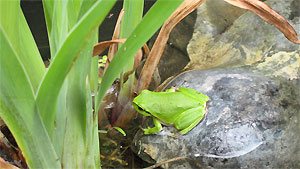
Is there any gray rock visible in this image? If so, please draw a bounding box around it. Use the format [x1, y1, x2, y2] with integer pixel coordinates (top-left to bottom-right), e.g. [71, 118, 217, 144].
[191, 0, 246, 37]
[132, 68, 300, 169]
[187, 0, 300, 71]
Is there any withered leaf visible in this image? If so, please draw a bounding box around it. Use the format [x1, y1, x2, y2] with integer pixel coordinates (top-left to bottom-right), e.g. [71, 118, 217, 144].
[224, 0, 300, 44]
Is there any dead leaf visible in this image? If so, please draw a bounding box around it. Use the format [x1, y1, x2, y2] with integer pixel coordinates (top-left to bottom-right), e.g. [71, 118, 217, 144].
[223, 0, 300, 44]
[137, 0, 206, 92]
[0, 157, 19, 169]
[93, 39, 126, 56]
[106, 9, 125, 71]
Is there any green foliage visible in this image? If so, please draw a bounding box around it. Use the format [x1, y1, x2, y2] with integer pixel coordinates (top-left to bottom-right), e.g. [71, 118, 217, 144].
[113, 127, 127, 136]
[95, 0, 183, 112]
[0, 0, 183, 168]
[0, 0, 116, 168]
[120, 0, 144, 71]
[98, 55, 108, 68]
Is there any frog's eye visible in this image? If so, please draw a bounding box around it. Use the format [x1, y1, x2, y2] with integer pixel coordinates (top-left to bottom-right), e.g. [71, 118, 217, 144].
[133, 92, 138, 97]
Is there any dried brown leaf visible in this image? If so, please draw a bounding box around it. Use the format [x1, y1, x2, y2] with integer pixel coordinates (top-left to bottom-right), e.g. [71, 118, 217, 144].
[106, 9, 125, 71]
[137, 0, 206, 92]
[93, 39, 126, 56]
[224, 0, 300, 44]
[0, 157, 19, 169]
[93, 39, 149, 58]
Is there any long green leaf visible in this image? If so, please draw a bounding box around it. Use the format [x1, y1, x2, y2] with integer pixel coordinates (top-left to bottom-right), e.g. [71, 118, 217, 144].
[116, 0, 145, 125]
[43, 0, 103, 168]
[120, 0, 144, 38]
[96, 0, 183, 111]
[0, 28, 60, 169]
[43, 0, 69, 56]
[43, 0, 93, 57]
[0, 1, 59, 168]
[36, 0, 116, 135]
[0, 0, 45, 92]
[120, 0, 143, 71]
[57, 36, 99, 168]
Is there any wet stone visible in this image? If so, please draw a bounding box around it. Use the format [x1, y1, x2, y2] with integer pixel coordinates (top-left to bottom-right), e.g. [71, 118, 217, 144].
[132, 68, 300, 169]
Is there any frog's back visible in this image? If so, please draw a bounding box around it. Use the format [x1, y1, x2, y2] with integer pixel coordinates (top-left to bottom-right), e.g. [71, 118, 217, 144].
[137, 90, 202, 124]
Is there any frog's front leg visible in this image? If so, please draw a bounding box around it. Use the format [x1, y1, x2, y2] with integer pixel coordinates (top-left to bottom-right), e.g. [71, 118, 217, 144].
[143, 118, 163, 135]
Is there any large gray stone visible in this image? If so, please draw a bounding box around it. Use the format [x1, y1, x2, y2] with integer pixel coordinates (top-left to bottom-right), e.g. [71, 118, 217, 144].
[132, 68, 300, 169]
[187, 0, 300, 72]
[131, 1, 300, 168]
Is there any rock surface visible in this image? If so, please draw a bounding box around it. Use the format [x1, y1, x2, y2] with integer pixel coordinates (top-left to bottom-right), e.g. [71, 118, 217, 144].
[132, 0, 300, 168]
[132, 68, 300, 169]
[187, 0, 300, 72]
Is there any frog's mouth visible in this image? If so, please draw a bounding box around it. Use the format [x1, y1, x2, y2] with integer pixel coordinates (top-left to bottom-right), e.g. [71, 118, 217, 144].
[133, 103, 151, 117]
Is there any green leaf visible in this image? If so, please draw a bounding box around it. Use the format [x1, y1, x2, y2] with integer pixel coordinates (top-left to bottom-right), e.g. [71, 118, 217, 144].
[120, 0, 144, 38]
[96, 0, 183, 112]
[41, 1, 113, 168]
[113, 127, 127, 136]
[43, 0, 96, 57]
[0, 0, 45, 92]
[55, 37, 100, 168]
[117, 0, 144, 107]
[120, 0, 143, 71]
[0, 26, 60, 169]
[0, 1, 59, 168]
[43, 0, 70, 56]
[36, 0, 116, 135]
[90, 56, 99, 92]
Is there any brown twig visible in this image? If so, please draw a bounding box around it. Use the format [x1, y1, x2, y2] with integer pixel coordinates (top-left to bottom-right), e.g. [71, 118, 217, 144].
[143, 156, 187, 169]
[136, 0, 206, 92]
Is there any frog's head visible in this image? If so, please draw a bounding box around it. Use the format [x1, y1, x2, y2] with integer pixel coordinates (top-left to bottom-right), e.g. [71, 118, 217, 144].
[133, 90, 152, 117]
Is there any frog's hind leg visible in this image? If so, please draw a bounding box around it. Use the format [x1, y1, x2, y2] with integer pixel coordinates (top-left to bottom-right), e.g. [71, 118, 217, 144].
[174, 106, 206, 135]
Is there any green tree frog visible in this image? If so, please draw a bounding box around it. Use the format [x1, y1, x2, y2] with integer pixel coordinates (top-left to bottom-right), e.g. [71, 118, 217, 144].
[133, 87, 209, 135]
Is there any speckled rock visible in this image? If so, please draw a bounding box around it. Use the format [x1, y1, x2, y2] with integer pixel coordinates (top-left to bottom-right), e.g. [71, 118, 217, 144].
[187, 0, 300, 71]
[132, 68, 300, 169]
[255, 51, 300, 80]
